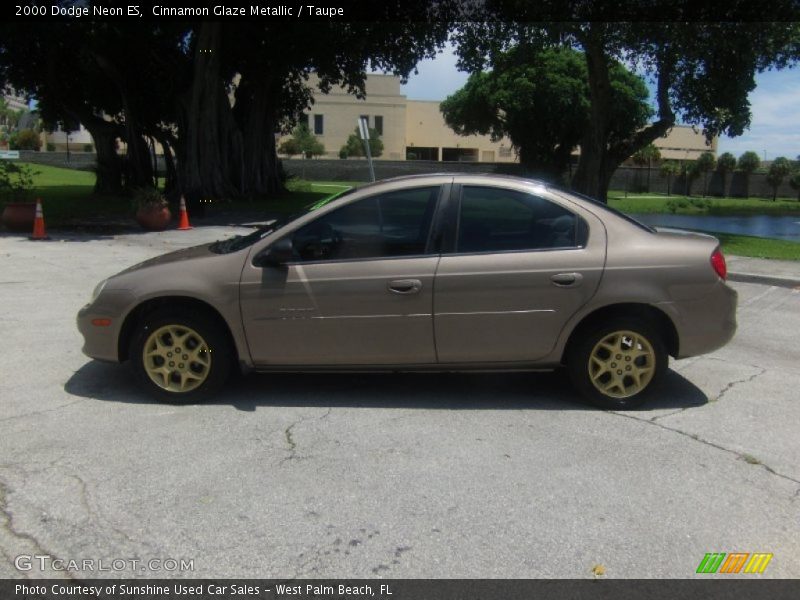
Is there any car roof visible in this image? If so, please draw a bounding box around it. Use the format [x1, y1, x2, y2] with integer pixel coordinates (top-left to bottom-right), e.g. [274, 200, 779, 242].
[372, 172, 551, 187]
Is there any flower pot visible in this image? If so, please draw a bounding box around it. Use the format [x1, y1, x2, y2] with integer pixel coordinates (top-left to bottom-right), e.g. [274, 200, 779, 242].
[135, 205, 172, 231]
[2, 202, 36, 232]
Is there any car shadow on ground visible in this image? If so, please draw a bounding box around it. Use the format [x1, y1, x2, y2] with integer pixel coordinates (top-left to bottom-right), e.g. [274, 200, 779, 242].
[64, 361, 709, 412]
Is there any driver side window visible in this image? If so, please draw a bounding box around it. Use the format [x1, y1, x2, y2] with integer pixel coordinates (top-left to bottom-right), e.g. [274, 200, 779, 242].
[290, 186, 439, 262]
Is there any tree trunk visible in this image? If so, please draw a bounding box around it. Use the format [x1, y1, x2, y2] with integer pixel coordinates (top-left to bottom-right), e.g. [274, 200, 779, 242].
[236, 75, 285, 197]
[74, 112, 122, 195]
[572, 30, 612, 202]
[178, 22, 240, 204]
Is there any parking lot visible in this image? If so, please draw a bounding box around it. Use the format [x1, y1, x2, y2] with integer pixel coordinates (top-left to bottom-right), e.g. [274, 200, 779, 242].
[1, 227, 798, 579]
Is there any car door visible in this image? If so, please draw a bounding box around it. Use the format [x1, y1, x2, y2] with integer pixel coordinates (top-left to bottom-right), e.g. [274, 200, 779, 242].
[433, 183, 606, 363]
[239, 185, 446, 366]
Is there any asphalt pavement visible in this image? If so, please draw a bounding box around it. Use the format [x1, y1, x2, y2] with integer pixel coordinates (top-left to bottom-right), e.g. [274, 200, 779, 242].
[0, 228, 798, 579]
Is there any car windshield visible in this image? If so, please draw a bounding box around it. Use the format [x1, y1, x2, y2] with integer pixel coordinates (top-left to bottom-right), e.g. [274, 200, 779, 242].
[209, 186, 358, 254]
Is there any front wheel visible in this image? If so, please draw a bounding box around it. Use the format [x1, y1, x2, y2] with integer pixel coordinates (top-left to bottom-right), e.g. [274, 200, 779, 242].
[567, 319, 667, 410]
[129, 309, 232, 403]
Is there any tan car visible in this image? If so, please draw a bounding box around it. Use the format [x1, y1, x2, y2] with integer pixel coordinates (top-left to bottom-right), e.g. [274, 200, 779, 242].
[77, 174, 736, 409]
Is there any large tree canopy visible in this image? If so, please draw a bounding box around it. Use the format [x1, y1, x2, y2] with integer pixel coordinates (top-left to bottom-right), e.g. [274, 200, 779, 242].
[451, 3, 800, 201]
[440, 47, 651, 181]
[0, 1, 453, 203]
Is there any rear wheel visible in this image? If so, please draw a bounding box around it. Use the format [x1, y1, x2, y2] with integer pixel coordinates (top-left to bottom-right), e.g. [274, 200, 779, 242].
[130, 309, 232, 403]
[567, 318, 667, 409]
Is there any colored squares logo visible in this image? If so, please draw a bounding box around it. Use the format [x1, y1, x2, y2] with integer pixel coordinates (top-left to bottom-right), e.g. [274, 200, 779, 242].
[696, 553, 773, 574]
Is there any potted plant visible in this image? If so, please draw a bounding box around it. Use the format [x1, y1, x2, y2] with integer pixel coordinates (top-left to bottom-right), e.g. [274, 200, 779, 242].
[132, 187, 171, 231]
[1, 161, 37, 232]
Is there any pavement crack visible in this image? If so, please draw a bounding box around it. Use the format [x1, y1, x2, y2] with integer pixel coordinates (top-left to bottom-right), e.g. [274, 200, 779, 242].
[711, 366, 767, 403]
[0, 399, 87, 424]
[0, 479, 75, 579]
[608, 411, 800, 487]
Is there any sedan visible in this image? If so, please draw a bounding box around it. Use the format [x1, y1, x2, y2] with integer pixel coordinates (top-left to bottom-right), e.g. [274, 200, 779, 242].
[77, 174, 737, 409]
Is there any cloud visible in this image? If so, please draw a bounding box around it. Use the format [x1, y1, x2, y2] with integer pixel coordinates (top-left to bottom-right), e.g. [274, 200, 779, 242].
[399, 43, 469, 101]
[717, 69, 800, 159]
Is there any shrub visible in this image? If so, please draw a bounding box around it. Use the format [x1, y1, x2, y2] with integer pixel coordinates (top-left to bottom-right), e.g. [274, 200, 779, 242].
[0, 161, 37, 202]
[10, 129, 41, 151]
[83, 144, 93, 153]
[46, 142, 56, 152]
[130, 187, 167, 211]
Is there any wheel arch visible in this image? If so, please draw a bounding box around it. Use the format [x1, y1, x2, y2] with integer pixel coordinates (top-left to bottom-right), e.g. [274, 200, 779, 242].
[118, 296, 240, 365]
[562, 303, 679, 364]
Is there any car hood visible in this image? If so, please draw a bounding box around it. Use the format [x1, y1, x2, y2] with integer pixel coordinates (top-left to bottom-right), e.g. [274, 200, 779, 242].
[114, 242, 217, 277]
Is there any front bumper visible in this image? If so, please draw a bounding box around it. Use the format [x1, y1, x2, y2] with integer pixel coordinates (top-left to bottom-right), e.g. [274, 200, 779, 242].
[76, 290, 133, 363]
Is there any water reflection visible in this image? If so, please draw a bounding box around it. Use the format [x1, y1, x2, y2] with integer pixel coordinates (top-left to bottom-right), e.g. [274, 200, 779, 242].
[629, 213, 800, 241]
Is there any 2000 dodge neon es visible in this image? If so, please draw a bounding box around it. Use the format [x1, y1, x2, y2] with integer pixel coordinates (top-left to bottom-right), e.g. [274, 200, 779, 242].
[77, 174, 737, 409]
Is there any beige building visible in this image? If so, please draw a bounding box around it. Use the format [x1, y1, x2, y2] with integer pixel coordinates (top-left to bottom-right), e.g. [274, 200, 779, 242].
[289, 73, 715, 164]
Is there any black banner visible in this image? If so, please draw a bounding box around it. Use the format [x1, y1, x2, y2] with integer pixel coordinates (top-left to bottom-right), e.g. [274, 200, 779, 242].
[2, 0, 800, 23]
[4, 580, 800, 600]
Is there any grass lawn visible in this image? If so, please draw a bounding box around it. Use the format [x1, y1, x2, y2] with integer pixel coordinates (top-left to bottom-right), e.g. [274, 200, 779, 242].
[608, 191, 800, 215]
[4, 164, 799, 260]
[2, 163, 360, 227]
[701, 231, 800, 261]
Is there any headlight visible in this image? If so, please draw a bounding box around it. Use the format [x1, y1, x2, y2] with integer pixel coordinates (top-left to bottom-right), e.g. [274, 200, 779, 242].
[90, 279, 108, 303]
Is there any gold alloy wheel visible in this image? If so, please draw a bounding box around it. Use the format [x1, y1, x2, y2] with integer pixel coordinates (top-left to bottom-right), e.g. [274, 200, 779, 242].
[588, 330, 655, 399]
[142, 324, 211, 393]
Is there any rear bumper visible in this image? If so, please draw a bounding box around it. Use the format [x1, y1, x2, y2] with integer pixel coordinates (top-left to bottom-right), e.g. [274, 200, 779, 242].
[671, 282, 738, 358]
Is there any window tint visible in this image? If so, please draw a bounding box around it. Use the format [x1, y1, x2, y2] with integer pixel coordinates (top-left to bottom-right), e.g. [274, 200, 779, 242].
[457, 186, 585, 253]
[291, 187, 439, 262]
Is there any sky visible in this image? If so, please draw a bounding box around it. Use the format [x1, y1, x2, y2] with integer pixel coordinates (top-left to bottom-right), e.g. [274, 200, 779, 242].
[398, 44, 800, 161]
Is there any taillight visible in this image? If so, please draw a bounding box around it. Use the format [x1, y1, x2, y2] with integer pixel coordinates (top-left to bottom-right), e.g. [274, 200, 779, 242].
[711, 248, 727, 280]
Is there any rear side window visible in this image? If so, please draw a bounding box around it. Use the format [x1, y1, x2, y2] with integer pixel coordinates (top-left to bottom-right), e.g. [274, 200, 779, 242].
[457, 186, 587, 253]
[291, 186, 440, 261]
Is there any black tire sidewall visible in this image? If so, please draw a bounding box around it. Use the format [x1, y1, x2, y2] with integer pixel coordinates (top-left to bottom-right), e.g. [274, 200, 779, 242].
[129, 309, 232, 403]
[567, 318, 667, 410]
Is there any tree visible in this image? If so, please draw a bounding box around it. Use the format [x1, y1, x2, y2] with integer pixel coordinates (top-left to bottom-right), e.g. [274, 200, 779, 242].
[340, 126, 384, 158]
[631, 144, 661, 192]
[440, 47, 651, 182]
[284, 124, 325, 159]
[789, 170, 800, 201]
[278, 137, 301, 158]
[737, 151, 761, 198]
[10, 129, 40, 150]
[0, 3, 452, 201]
[695, 152, 716, 197]
[716, 152, 737, 197]
[660, 160, 680, 196]
[766, 156, 791, 201]
[451, 7, 800, 201]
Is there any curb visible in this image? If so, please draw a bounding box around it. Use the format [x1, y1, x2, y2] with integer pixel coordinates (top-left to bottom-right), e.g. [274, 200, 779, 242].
[728, 272, 800, 289]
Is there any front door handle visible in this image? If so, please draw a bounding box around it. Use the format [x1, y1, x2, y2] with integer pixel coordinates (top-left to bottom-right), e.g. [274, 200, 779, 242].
[388, 279, 422, 295]
[550, 272, 583, 287]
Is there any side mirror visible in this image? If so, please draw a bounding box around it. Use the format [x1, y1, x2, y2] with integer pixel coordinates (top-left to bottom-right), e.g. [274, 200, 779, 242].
[253, 237, 295, 268]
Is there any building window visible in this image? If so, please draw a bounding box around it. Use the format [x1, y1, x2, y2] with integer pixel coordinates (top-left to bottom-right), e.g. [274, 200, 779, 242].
[374, 116, 383, 136]
[314, 114, 324, 135]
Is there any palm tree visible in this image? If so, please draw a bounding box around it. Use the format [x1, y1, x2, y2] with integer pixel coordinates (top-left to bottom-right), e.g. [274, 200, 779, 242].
[737, 151, 761, 199]
[631, 144, 661, 193]
[660, 161, 680, 196]
[695, 152, 716, 197]
[716, 152, 737, 198]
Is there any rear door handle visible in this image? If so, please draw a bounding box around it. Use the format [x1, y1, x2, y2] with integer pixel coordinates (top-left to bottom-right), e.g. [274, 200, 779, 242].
[550, 272, 583, 287]
[388, 279, 422, 294]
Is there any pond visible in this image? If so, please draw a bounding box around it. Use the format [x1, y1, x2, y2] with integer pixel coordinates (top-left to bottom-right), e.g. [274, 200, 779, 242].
[628, 213, 800, 242]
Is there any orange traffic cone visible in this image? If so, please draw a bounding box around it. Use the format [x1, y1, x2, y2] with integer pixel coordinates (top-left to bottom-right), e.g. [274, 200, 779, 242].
[177, 195, 192, 230]
[30, 198, 50, 240]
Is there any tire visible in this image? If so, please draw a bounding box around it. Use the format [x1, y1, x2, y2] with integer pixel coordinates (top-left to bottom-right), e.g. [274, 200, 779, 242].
[129, 309, 233, 403]
[566, 317, 667, 410]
